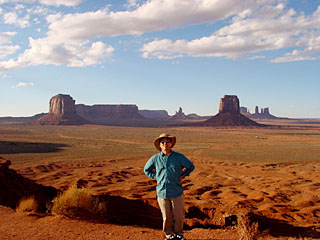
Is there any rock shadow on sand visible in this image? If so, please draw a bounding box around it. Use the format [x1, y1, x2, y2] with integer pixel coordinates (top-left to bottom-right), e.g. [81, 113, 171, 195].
[0, 141, 69, 154]
[95, 195, 163, 229]
[245, 212, 320, 239]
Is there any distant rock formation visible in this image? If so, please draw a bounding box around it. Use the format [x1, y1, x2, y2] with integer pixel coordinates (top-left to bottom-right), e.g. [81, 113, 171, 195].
[0, 113, 45, 123]
[240, 107, 248, 114]
[35, 94, 89, 125]
[0, 157, 57, 211]
[76, 104, 145, 124]
[241, 105, 278, 119]
[170, 107, 188, 120]
[193, 95, 262, 127]
[186, 113, 209, 120]
[138, 109, 170, 119]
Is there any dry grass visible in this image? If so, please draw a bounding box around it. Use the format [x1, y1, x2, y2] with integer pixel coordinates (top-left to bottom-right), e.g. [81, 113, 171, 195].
[237, 212, 264, 240]
[16, 196, 38, 213]
[51, 184, 107, 219]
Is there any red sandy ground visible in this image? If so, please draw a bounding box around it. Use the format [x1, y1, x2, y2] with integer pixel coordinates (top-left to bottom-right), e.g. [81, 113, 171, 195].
[2, 124, 320, 239]
[0, 206, 238, 240]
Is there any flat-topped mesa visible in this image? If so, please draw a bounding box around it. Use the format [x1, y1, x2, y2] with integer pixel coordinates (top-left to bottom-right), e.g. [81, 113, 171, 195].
[138, 109, 170, 119]
[75, 104, 145, 124]
[35, 94, 89, 125]
[219, 95, 240, 114]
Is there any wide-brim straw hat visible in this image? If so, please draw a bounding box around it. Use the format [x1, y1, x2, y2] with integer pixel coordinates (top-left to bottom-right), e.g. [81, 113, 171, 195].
[154, 133, 176, 151]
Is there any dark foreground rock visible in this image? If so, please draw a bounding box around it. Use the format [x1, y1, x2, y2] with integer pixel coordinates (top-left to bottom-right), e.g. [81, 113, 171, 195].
[0, 157, 57, 211]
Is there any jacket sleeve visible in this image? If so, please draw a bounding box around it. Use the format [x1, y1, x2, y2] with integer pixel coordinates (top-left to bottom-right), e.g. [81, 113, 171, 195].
[181, 155, 195, 177]
[144, 157, 156, 179]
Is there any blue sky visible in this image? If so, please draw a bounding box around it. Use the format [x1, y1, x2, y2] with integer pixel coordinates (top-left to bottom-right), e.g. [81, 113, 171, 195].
[0, 0, 319, 118]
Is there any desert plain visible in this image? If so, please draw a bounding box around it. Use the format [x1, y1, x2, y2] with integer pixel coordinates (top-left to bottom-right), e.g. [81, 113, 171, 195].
[1, 119, 320, 239]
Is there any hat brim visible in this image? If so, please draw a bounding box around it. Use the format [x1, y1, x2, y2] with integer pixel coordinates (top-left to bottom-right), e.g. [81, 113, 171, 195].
[154, 135, 176, 151]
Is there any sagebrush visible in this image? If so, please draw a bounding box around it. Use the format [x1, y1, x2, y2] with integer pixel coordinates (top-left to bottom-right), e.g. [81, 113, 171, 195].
[16, 196, 38, 213]
[51, 184, 107, 218]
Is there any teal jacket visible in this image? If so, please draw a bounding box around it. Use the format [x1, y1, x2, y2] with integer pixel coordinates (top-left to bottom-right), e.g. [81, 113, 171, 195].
[144, 151, 195, 199]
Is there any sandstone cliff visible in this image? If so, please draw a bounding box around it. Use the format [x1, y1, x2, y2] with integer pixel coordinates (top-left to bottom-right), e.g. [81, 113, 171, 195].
[35, 94, 89, 125]
[219, 95, 240, 114]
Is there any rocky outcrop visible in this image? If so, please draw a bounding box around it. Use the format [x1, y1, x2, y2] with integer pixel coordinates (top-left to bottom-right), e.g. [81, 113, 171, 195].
[0, 157, 57, 211]
[75, 104, 145, 124]
[241, 105, 278, 119]
[35, 94, 89, 125]
[170, 107, 188, 120]
[192, 95, 262, 127]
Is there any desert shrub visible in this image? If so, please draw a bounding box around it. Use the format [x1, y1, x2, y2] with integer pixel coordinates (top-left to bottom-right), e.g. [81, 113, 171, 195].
[16, 196, 38, 213]
[237, 212, 261, 240]
[51, 184, 107, 218]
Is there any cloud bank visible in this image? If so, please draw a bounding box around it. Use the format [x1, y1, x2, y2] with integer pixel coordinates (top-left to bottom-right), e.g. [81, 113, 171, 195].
[141, 3, 320, 61]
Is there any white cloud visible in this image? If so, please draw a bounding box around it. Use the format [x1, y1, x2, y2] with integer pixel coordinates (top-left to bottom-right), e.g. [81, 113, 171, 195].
[0, 0, 83, 6]
[0, 37, 114, 71]
[4, 12, 30, 28]
[27, 5, 52, 16]
[14, 3, 25, 10]
[0, 45, 20, 59]
[18, 82, 34, 86]
[0, 32, 20, 59]
[44, 0, 262, 41]
[249, 55, 266, 60]
[125, 0, 140, 10]
[39, 0, 83, 6]
[0, 32, 16, 43]
[11, 81, 34, 88]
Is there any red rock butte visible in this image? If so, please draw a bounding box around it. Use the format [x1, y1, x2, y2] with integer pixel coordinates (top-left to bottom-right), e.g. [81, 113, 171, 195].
[35, 94, 89, 125]
[193, 95, 262, 127]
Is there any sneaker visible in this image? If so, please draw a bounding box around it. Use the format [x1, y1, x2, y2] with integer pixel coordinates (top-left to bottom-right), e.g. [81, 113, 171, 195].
[176, 234, 185, 240]
[164, 235, 176, 240]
